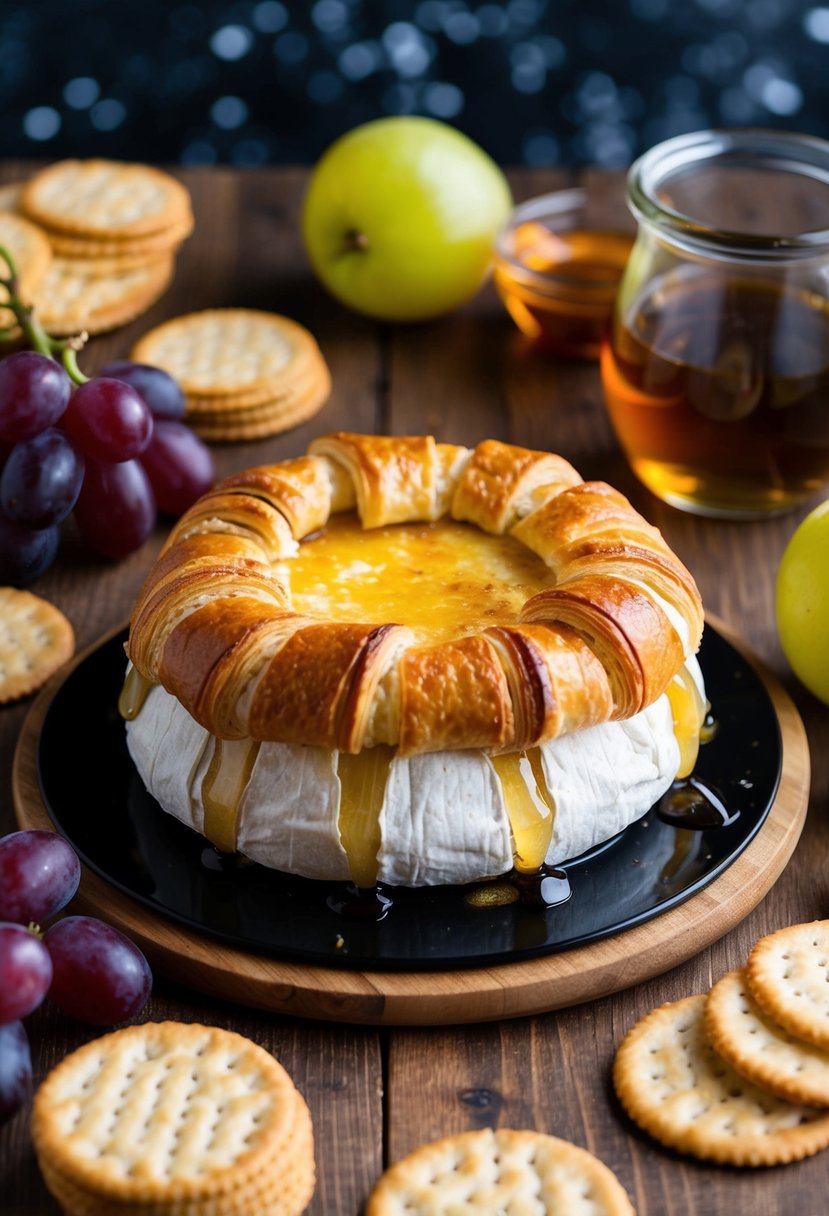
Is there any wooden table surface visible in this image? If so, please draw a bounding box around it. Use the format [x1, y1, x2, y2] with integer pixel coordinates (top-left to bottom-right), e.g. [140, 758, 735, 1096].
[1, 165, 827, 1216]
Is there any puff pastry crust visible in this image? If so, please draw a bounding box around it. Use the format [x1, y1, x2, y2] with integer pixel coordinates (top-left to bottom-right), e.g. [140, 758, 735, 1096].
[127, 433, 703, 756]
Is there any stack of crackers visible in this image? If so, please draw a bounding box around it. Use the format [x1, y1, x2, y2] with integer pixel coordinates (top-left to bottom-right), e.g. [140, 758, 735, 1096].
[0, 159, 192, 336]
[130, 308, 331, 441]
[614, 918, 829, 1167]
[31, 1021, 316, 1216]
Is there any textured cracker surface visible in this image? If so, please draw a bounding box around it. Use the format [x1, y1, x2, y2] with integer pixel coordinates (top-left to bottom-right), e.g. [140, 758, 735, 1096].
[131, 310, 323, 395]
[747, 921, 829, 1051]
[0, 588, 74, 703]
[613, 994, 829, 1166]
[45, 212, 194, 260]
[35, 254, 174, 335]
[31, 1021, 314, 1205]
[0, 209, 52, 324]
[21, 160, 192, 239]
[365, 1127, 635, 1215]
[705, 969, 829, 1107]
[37, 1100, 315, 1216]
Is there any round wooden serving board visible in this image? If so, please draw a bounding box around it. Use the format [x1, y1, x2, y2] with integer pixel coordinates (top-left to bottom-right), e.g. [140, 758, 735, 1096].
[13, 618, 809, 1026]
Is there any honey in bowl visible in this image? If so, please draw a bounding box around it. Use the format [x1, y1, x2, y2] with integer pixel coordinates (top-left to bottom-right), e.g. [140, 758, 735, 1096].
[493, 188, 633, 359]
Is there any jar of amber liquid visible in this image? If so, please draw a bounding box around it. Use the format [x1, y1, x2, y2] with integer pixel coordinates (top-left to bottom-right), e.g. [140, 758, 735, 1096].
[494, 188, 633, 359]
[601, 130, 829, 517]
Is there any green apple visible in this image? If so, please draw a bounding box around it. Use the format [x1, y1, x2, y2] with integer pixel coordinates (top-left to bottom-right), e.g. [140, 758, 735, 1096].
[301, 117, 513, 322]
[776, 497, 829, 704]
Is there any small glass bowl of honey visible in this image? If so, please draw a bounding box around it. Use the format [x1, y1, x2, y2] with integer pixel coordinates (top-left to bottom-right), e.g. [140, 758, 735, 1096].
[493, 188, 634, 359]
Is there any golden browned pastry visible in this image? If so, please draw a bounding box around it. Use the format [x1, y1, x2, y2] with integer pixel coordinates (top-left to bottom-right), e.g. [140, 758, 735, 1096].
[126, 433, 703, 758]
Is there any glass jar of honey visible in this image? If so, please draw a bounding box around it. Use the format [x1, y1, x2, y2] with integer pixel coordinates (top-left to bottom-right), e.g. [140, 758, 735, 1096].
[601, 129, 829, 517]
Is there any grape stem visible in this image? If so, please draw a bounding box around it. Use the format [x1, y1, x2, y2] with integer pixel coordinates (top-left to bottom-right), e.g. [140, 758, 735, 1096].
[0, 244, 89, 384]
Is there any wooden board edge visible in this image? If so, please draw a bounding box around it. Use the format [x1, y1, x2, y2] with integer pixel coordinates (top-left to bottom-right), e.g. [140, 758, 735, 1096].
[12, 616, 810, 1026]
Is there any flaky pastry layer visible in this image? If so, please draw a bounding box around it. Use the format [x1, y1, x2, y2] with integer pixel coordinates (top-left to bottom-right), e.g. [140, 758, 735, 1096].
[127, 433, 704, 755]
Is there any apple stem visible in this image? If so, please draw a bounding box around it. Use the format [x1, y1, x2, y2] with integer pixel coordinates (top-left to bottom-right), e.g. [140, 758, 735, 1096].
[344, 229, 369, 253]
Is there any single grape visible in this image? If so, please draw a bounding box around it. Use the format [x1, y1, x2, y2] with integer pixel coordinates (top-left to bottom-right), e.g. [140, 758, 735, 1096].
[0, 515, 59, 585]
[0, 1021, 32, 1123]
[72, 459, 156, 559]
[0, 428, 85, 529]
[0, 352, 72, 443]
[0, 831, 81, 925]
[140, 420, 215, 516]
[43, 916, 152, 1025]
[0, 923, 52, 1023]
[97, 361, 186, 421]
[61, 378, 153, 463]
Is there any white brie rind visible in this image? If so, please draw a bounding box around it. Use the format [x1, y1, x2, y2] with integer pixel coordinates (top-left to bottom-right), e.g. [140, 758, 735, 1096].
[125, 658, 703, 886]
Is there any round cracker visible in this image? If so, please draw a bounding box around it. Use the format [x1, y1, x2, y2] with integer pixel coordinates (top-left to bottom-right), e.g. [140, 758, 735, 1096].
[189, 381, 330, 442]
[20, 159, 192, 240]
[182, 358, 329, 415]
[0, 210, 52, 286]
[705, 969, 829, 1108]
[0, 181, 24, 212]
[0, 588, 74, 704]
[130, 309, 327, 398]
[37, 1099, 315, 1216]
[746, 922, 829, 1052]
[31, 1021, 315, 1207]
[43, 211, 194, 261]
[185, 364, 332, 425]
[0, 210, 53, 327]
[365, 1127, 635, 1216]
[34, 254, 175, 337]
[613, 993, 829, 1166]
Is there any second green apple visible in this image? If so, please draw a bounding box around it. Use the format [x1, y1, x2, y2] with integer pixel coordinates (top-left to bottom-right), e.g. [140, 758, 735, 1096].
[301, 117, 513, 322]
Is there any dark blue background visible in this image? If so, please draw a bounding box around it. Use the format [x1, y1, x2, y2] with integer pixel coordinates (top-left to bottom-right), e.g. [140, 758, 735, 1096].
[2, 0, 828, 168]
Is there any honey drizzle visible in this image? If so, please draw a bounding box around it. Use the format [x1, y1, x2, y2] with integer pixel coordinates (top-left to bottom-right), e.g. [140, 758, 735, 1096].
[336, 745, 394, 889]
[118, 665, 154, 720]
[666, 665, 707, 779]
[490, 749, 556, 873]
[201, 737, 261, 854]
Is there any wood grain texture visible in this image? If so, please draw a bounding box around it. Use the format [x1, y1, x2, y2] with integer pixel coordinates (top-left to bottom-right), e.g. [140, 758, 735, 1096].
[1, 165, 829, 1216]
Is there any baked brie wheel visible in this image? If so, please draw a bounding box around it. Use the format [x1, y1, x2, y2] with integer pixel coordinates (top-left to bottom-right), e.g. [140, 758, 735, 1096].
[123, 433, 706, 887]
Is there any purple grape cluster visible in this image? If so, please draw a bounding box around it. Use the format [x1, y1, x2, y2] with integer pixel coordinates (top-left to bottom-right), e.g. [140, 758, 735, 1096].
[0, 354, 215, 583]
[0, 829, 153, 1123]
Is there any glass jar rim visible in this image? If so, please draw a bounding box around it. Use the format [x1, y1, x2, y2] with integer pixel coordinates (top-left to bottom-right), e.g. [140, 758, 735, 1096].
[493, 187, 630, 292]
[628, 128, 829, 256]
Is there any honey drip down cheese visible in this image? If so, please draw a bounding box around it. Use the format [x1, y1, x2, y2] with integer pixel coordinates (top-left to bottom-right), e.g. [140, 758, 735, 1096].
[666, 665, 708, 779]
[489, 750, 556, 873]
[201, 737, 261, 854]
[119, 656, 705, 879]
[118, 665, 153, 721]
[336, 745, 394, 888]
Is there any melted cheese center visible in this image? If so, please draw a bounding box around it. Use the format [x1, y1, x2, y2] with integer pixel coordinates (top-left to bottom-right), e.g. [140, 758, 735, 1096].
[285, 514, 553, 644]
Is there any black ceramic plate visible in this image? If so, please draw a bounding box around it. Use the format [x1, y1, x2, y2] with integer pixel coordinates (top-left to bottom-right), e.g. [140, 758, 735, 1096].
[36, 625, 781, 971]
